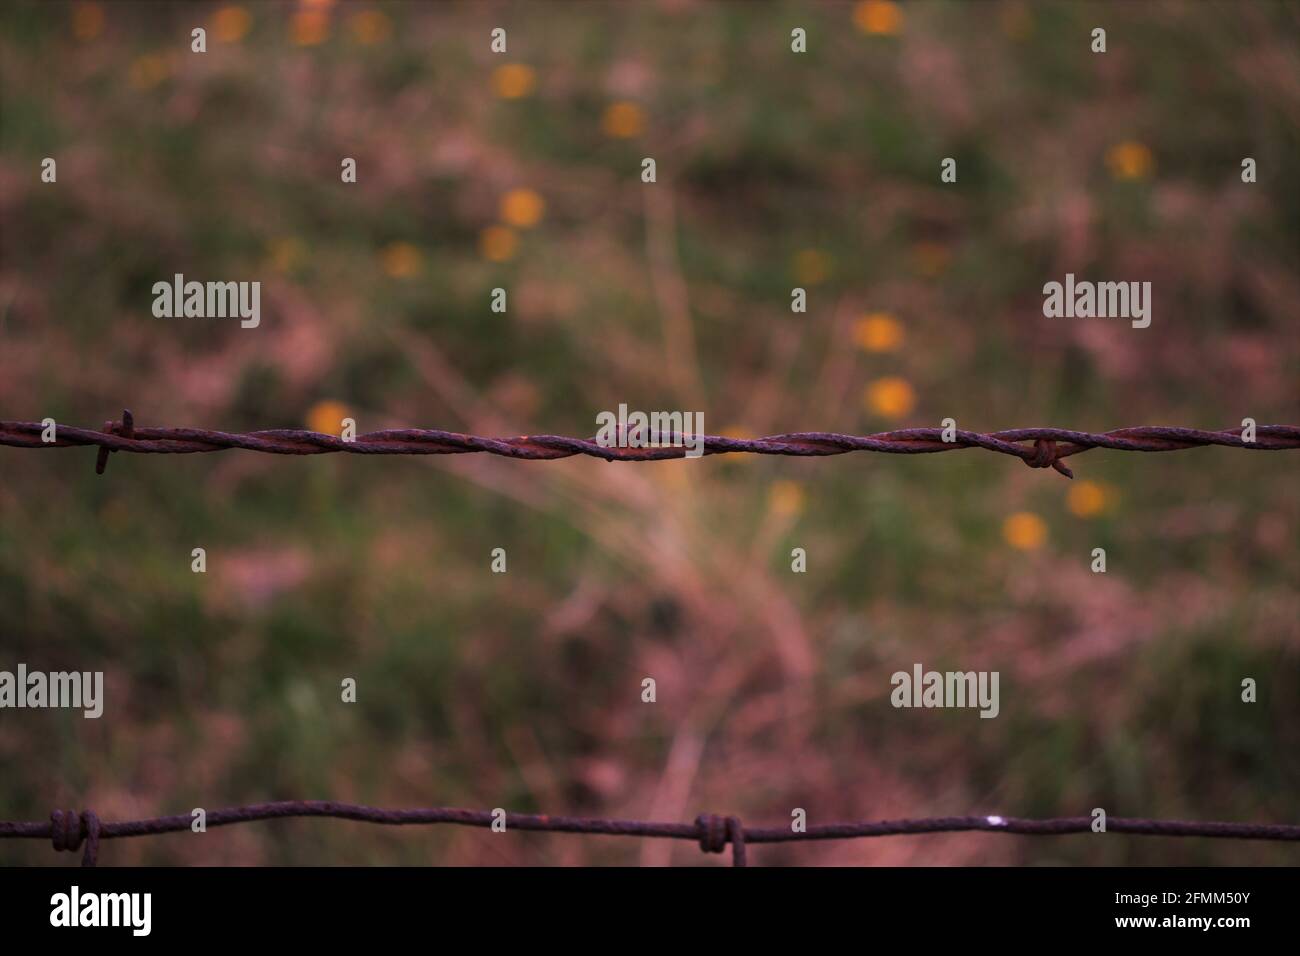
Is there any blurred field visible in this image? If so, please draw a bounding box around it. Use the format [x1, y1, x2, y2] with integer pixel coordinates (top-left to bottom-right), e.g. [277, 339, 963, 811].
[1, 0, 1297, 865]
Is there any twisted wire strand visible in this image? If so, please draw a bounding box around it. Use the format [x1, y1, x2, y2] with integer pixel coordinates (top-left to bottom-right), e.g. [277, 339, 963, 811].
[3, 412, 1298, 478]
[3, 803, 1297, 866]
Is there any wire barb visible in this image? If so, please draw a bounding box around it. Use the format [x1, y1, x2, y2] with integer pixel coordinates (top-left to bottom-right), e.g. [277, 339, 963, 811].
[2, 802, 1296, 866]
[49, 809, 100, 867]
[696, 813, 746, 866]
[94, 408, 133, 475]
[3, 417, 1297, 478]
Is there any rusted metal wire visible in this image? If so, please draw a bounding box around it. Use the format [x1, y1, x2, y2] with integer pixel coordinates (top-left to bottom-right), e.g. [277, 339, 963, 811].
[2, 803, 1297, 866]
[5, 415, 1297, 868]
[3, 411, 1298, 478]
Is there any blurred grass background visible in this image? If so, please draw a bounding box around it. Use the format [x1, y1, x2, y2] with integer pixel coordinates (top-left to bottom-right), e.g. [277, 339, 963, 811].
[0, 0, 1297, 865]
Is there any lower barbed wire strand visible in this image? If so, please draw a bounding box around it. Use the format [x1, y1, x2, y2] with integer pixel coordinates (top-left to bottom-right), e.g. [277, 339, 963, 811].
[3, 803, 1297, 866]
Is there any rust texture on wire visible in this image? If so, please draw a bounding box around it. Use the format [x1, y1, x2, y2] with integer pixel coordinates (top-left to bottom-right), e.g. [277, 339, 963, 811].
[2, 411, 1298, 478]
[2, 803, 1298, 866]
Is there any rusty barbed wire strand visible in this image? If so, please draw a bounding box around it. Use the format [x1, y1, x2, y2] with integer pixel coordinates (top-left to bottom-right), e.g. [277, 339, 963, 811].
[2, 411, 1298, 478]
[2, 803, 1298, 866]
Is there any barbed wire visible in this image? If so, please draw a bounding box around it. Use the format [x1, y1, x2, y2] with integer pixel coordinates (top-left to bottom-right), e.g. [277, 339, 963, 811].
[6, 414, 1298, 868]
[2, 803, 1298, 866]
[3, 412, 1298, 478]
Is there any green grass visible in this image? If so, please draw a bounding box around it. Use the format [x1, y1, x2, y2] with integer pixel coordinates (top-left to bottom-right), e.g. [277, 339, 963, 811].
[0, 0, 1296, 865]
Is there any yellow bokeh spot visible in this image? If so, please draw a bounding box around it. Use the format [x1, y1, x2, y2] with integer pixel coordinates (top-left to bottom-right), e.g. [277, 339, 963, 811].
[128, 54, 170, 90]
[72, 3, 104, 41]
[492, 64, 537, 99]
[212, 6, 252, 43]
[864, 377, 915, 419]
[267, 237, 306, 274]
[768, 480, 806, 518]
[853, 0, 904, 36]
[380, 242, 422, 278]
[1003, 512, 1047, 551]
[306, 401, 351, 436]
[1106, 141, 1154, 180]
[853, 312, 904, 353]
[291, 10, 330, 46]
[793, 249, 832, 285]
[601, 101, 645, 139]
[500, 189, 546, 229]
[480, 226, 518, 263]
[349, 10, 392, 45]
[1067, 480, 1109, 518]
